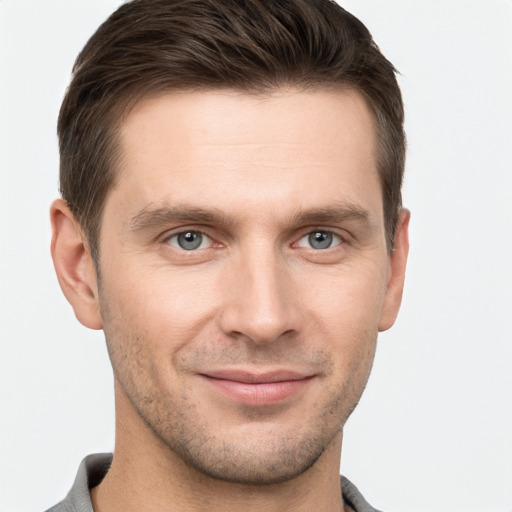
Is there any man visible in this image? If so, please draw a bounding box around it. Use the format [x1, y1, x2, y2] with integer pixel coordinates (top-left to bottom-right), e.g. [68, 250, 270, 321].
[47, 0, 409, 510]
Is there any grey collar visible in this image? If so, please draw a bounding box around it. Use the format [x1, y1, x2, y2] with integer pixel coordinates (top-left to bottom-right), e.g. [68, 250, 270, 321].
[46, 453, 382, 512]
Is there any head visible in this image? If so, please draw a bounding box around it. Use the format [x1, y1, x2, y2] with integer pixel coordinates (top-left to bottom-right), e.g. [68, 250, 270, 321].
[51, 0, 409, 487]
[58, 0, 405, 262]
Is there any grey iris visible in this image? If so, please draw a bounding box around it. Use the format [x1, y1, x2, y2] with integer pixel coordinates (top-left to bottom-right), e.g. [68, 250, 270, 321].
[177, 231, 203, 250]
[309, 231, 333, 249]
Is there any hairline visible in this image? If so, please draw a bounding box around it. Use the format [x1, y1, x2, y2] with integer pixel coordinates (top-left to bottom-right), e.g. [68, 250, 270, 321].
[84, 82, 396, 265]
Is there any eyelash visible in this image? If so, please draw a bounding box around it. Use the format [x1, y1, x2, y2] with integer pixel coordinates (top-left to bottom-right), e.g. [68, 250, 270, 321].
[165, 231, 216, 251]
[164, 229, 345, 252]
[294, 231, 344, 250]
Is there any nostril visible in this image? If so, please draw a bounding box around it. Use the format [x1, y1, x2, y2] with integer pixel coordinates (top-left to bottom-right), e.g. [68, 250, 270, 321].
[218, 306, 297, 345]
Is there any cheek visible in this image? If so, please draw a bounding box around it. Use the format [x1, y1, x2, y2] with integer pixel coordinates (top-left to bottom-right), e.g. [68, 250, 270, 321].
[297, 262, 386, 373]
[300, 261, 388, 331]
[99, 264, 221, 357]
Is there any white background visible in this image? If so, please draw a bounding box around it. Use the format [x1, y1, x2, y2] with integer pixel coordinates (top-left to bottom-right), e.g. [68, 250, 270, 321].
[0, 1, 511, 511]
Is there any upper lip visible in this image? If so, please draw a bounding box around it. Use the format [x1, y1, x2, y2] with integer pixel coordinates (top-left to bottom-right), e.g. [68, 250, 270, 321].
[200, 369, 313, 384]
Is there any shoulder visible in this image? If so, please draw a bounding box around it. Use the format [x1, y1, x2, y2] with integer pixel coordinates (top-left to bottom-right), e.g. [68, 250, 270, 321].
[43, 453, 112, 512]
[341, 475, 384, 512]
[44, 502, 73, 512]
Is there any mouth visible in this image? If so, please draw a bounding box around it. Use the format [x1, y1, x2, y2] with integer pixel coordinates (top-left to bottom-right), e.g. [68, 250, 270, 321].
[198, 369, 315, 406]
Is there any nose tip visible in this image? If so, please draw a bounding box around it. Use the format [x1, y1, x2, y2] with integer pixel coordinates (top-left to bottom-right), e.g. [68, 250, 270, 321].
[229, 312, 294, 346]
[218, 258, 299, 345]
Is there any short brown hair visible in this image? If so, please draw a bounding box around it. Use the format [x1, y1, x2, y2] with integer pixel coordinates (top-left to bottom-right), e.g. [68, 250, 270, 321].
[58, 0, 405, 260]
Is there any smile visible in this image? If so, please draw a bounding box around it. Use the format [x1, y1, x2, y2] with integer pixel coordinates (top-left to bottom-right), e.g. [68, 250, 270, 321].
[199, 370, 315, 406]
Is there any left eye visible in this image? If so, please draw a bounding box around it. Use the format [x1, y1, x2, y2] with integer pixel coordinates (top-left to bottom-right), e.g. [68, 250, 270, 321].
[296, 231, 342, 250]
[167, 231, 212, 251]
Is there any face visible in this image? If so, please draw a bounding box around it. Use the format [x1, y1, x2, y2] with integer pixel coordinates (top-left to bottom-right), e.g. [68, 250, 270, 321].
[87, 89, 406, 484]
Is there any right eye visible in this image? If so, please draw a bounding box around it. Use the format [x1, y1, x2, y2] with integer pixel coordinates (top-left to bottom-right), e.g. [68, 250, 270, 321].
[166, 231, 213, 251]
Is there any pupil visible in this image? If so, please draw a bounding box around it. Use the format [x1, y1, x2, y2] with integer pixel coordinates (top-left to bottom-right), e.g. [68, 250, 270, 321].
[178, 231, 202, 250]
[309, 231, 332, 250]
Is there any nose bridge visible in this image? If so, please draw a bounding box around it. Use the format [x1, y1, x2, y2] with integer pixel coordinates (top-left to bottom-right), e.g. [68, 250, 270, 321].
[219, 240, 297, 344]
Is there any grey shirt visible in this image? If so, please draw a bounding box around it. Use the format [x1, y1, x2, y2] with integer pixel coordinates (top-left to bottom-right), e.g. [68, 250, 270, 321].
[45, 453, 382, 512]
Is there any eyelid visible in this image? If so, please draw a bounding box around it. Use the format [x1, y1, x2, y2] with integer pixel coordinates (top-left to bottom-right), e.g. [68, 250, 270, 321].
[163, 228, 217, 251]
[159, 226, 348, 252]
[294, 229, 345, 249]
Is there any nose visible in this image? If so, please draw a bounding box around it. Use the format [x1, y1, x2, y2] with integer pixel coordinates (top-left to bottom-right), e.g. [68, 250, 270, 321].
[218, 246, 300, 345]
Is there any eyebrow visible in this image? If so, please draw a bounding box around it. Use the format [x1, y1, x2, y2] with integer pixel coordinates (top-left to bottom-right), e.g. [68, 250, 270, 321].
[290, 203, 370, 226]
[130, 205, 237, 232]
[129, 201, 371, 232]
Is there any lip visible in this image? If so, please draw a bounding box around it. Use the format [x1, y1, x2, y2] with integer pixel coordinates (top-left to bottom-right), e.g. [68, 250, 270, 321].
[199, 369, 315, 406]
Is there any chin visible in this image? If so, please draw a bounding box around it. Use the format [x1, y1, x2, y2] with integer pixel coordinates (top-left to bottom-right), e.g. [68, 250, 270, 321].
[175, 435, 330, 485]
[150, 413, 343, 486]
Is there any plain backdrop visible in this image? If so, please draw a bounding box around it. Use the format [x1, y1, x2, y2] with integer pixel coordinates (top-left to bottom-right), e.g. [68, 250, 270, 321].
[0, 1, 511, 511]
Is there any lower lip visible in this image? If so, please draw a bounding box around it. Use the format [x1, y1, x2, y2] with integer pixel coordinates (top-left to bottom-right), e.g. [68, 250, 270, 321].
[201, 376, 313, 406]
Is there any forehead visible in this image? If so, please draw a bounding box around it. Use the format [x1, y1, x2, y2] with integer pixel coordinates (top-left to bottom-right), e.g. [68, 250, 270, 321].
[111, 89, 382, 224]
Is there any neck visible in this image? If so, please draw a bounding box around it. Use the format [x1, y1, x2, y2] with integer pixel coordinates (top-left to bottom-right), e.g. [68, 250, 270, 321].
[91, 390, 348, 512]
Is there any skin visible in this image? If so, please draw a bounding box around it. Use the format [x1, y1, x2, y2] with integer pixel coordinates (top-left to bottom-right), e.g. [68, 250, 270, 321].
[51, 89, 409, 512]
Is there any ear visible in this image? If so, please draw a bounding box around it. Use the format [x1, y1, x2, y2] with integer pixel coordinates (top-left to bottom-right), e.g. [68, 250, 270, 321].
[50, 199, 103, 330]
[378, 209, 410, 332]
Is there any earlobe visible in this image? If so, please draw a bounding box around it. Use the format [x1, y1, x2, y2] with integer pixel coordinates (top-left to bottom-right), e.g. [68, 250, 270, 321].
[50, 199, 103, 330]
[378, 209, 410, 332]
